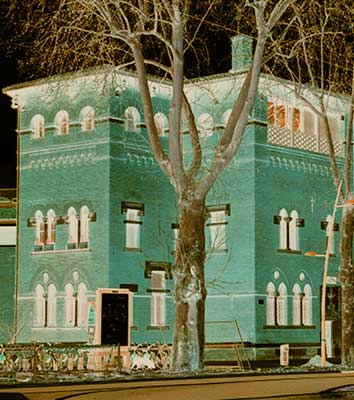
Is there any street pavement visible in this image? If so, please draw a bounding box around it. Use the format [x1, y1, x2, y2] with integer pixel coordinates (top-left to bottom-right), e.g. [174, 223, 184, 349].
[0, 371, 354, 400]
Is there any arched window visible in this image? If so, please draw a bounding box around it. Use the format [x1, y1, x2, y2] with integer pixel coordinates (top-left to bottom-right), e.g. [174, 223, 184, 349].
[47, 283, 57, 326]
[68, 207, 78, 247]
[34, 210, 45, 246]
[277, 283, 287, 326]
[326, 215, 335, 254]
[55, 110, 69, 135]
[266, 282, 276, 326]
[279, 208, 288, 250]
[35, 284, 45, 326]
[289, 210, 299, 250]
[30, 115, 45, 139]
[65, 283, 75, 326]
[154, 113, 167, 136]
[80, 106, 95, 131]
[303, 284, 312, 325]
[125, 107, 140, 132]
[292, 284, 302, 325]
[80, 206, 90, 246]
[46, 209, 56, 246]
[198, 113, 214, 137]
[77, 283, 88, 326]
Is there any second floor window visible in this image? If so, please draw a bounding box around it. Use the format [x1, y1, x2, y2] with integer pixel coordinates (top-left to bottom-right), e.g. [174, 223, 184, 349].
[122, 202, 144, 250]
[207, 205, 230, 252]
[275, 208, 303, 252]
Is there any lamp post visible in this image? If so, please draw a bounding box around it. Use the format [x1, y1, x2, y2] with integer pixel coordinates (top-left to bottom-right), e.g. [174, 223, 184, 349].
[305, 180, 343, 368]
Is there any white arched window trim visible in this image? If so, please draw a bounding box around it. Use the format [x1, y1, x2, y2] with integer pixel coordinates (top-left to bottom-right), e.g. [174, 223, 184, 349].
[78, 282, 88, 326]
[65, 283, 75, 326]
[35, 284, 45, 327]
[55, 110, 69, 135]
[47, 284, 57, 327]
[289, 210, 300, 250]
[303, 284, 312, 326]
[80, 106, 95, 131]
[30, 114, 45, 139]
[34, 210, 45, 246]
[279, 208, 288, 250]
[266, 282, 276, 326]
[277, 283, 287, 326]
[292, 284, 302, 325]
[80, 205, 90, 245]
[125, 107, 141, 132]
[154, 112, 168, 136]
[198, 113, 214, 137]
[68, 207, 78, 246]
[46, 209, 56, 245]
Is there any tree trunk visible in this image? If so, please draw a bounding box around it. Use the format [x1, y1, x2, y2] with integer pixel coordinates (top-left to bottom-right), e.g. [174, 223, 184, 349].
[340, 206, 354, 366]
[171, 192, 207, 372]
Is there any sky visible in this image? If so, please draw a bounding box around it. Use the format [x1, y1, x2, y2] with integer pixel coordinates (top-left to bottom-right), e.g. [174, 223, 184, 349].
[0, 55, 17, 189]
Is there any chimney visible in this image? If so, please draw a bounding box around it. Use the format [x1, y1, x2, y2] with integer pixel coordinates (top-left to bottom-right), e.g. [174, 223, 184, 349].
[231, 35, 253, 73]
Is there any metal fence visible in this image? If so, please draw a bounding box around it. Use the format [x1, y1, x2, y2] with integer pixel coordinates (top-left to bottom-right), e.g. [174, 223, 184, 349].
[0, 341, 171, 374]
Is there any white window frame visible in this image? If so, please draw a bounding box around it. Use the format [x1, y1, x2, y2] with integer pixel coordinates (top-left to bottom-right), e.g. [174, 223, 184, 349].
[208, 205, 229, 252]
[35, 284, 46, 327]
[124, 107, 140, 132]
[46, 209, 56, 245]
[123, 204, 143, 250]
[55, 110, 69, 135]
[326, 215, 335, 254]
[80, 205, 90, 245]
[266, 282, 276, 326]
[80, 106, 95, 131]
[47, 283, 57, 327]
[68, 207, 78, 246]
[277, 283, 287, 326]
[35, 210, 45, 246]
[292, 284, 302, 325]
[30, 114, 45, 139]
[65, 283, 76, 326]
[289, 210, 300, 251]
[150, 271, 166, 326]
[303, 284, 312, 326]
[279, 208, 288, 250]
[77, 282, 88, 326]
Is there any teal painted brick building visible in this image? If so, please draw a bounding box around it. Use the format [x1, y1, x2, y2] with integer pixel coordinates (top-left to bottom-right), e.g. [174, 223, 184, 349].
[4, 37, 348, 360]
[0, 189, 16, 342]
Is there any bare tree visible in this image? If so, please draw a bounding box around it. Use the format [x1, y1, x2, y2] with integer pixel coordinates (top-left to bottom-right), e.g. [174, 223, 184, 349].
[272, 0, 354, 366]
[10, 0, 295, 371]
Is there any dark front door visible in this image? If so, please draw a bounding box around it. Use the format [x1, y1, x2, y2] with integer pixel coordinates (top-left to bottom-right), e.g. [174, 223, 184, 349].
[101, 293, 129, 345]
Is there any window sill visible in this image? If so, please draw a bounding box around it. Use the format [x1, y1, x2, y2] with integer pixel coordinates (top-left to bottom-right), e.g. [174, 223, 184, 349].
[147, 289, 171, 293]
[32, 248, 92, 255]
[124, 247, 142, 252]
[131, 325, 138, 330]
[277, 249, 302, 255]
[263, 325, 316, 330]
[146, 325, 170, 331]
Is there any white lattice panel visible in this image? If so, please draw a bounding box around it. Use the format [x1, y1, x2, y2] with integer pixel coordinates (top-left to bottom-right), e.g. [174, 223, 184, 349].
[319, 137, 342, 157]
[293, 132, 317, 153]
[268, 126, 291, 147]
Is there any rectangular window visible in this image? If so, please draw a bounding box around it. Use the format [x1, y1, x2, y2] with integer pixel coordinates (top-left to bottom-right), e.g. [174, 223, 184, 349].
[122, 202, 144, 251]
[293, 108, 300, 132]
[171, 223, 179, 253]
[207, 205, 230, 252]
[150, 271, 166, 326]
